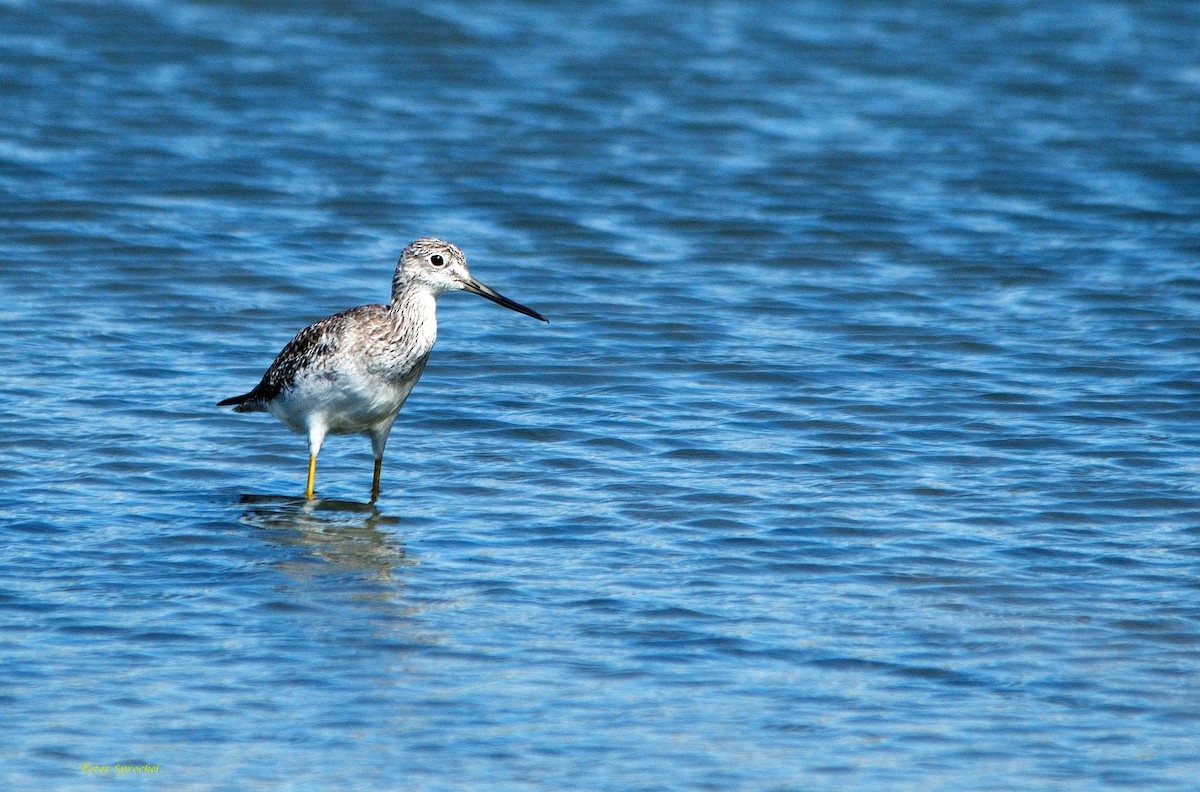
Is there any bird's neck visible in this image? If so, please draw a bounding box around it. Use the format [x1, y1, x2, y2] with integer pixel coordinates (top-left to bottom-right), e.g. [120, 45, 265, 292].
[388, 287, 438, 338]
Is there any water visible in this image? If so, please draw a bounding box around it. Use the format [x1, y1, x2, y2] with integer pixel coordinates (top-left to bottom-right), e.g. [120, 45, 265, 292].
[2, 1, 1199, 789]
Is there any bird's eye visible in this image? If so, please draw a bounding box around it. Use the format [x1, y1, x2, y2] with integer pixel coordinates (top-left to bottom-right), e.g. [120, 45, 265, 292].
[430, 254, 445, 267]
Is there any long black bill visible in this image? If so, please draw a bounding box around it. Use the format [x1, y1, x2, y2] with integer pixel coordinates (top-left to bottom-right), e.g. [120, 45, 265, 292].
[462, 277, 548, 323]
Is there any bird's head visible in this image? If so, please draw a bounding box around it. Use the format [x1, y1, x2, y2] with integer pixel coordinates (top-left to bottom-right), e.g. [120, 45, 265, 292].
[392, 238, 547, 322]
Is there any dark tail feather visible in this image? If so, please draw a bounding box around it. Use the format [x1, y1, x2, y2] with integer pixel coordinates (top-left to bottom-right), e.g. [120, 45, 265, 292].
[218, 392, 261, 412]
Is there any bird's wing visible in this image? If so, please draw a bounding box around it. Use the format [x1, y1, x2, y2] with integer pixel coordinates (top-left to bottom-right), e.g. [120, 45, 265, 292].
[240, 304, 387, 407]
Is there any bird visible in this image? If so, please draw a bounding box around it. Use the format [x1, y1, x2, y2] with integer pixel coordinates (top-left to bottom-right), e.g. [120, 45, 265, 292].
[219, 238, 547, 502]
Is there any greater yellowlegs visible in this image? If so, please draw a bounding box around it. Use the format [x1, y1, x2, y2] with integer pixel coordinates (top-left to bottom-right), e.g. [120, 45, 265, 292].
[219, 238, 547, 502]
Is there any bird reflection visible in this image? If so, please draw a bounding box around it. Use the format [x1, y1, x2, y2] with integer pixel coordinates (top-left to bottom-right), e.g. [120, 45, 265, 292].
[237, 494, 413, 583]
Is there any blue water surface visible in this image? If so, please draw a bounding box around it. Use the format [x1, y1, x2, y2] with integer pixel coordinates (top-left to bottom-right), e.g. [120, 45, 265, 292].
[2, 1, 1199, 789]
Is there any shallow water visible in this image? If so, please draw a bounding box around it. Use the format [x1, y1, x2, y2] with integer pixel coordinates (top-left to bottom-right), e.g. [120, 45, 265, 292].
[2, 1, 1200, 789]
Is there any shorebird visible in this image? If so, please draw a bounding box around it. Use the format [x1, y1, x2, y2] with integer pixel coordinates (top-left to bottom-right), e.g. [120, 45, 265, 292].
[219, 238, 547, 502]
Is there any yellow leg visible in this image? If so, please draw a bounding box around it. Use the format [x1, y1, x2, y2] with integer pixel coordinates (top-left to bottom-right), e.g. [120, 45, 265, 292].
[370, 458, 382, 503]
[306, 454, 317, 501]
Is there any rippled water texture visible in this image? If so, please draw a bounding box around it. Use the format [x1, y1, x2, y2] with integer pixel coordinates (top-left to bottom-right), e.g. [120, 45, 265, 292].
[2, 1, 1200, 789]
